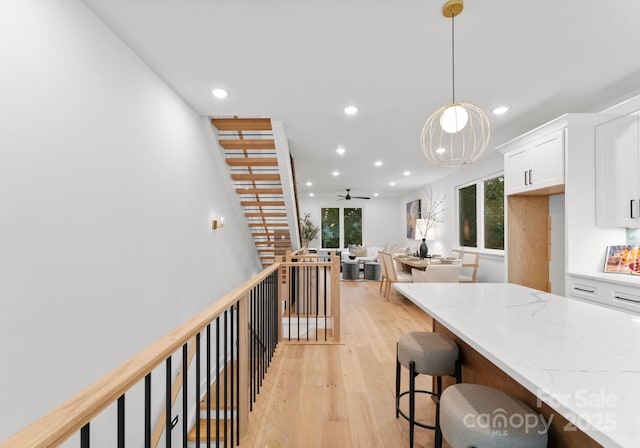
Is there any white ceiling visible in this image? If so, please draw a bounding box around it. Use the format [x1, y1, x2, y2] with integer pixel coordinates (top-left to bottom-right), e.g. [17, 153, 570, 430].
[82, 0, 640, 199]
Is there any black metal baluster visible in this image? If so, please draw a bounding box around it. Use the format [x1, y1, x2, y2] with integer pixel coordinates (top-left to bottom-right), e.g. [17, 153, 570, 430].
[182, 343, 188, 447]
[315, 265, 319, 341]
[288, 266, 291, 340]
[224, 309, 228, 443]
[236, 302, 241, 445]
[274, 271, 279, 349]
[165, 357, 172, 448]
[215, 317, 219, 446]
[117, 395, 125, 448]
[230, 304, 235, 447]
[145, 374, 151, 448]
[296, 265, 300, 342]
[258, 282, 262, 392]
[250, 289, 254, 409]
[304, 266, 311, 341]
[324, 265, 328, 341]
[261, 280, 265, 385]
[81, 423, 90, 448]
[196, 333, 201, 446]
[207, 324, 212, 448]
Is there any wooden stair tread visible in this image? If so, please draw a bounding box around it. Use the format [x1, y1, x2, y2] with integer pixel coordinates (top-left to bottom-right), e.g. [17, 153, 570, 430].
[231, 173, 281, 181]
[211, 117, 272, 131]
[248, 222, 289, 227]
[219, 138, 275, 150]
[236, 187, 283, 195]
[187, 419, 231, 442]
[240, 200, 285, 207]
[245, 212, 287, 218]
[226, 157, 278, 167]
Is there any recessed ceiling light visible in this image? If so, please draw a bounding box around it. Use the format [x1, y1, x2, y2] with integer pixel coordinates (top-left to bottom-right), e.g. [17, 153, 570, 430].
[332, 171, 340, 177]
[389, 181, 396, 186]
[374, 193, 379, 197]
[403, 171, 411, 176]
[374, 161, 383, 167]
[436, 147, 446, 154]
[306, 181, 312, 187]
[211, 88, 229, 98]
[336, 147, 346, 155]
[344, 105, 358, 115]
[309, 192, 315, 197]
[492, 106, 509, 115]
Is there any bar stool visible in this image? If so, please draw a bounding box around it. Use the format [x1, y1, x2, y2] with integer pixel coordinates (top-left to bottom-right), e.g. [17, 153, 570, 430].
[440, 384, 548, 448]
[396, 331, 461, 448]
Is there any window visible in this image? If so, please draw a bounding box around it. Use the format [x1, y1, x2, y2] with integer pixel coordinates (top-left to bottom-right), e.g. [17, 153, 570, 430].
[343, 208, 363, 246]
[457, 174, 504, 251]
[321, 207, 340, 248]
[320, 207, 363, 248]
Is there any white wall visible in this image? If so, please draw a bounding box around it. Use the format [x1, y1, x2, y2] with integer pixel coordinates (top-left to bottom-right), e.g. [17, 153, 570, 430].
[0, 0, 261, 442]
[298, 196, 403, 249]
[400, 152, 506, 283]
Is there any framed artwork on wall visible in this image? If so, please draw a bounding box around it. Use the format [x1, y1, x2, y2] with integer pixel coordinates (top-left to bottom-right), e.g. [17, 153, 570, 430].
[406, 199, 421, 239]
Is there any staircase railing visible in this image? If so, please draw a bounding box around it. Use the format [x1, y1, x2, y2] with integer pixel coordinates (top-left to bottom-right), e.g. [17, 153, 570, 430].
[0, 255, 340, 448]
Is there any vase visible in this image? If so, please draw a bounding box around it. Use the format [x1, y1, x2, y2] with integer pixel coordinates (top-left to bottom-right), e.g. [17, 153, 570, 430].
[419, 239, 428, 259]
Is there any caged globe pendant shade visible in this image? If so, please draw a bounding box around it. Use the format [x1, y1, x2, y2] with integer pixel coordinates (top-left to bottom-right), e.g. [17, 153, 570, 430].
[421, 0, 490, 168]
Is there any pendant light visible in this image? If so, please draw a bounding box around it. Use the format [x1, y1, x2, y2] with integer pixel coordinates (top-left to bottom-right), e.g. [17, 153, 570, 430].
[421, 0, 490, 167]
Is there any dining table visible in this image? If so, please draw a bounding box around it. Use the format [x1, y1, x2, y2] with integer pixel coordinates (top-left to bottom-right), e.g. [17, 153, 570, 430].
[393, 254, 461, 272]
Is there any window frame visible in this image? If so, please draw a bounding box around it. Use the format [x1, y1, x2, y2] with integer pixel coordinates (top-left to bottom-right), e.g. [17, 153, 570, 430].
[320, 206, 364, 249]
[455, 172, 505, 255]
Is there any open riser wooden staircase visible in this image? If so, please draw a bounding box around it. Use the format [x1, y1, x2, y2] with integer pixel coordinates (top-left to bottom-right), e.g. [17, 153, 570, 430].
[211, 117, 299, 268]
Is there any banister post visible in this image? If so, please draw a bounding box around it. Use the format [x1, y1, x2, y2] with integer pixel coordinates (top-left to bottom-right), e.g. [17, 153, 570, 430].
[331, 254, 341, 342]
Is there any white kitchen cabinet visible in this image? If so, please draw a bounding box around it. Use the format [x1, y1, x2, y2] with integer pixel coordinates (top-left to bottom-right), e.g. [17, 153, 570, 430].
[595, 112, 640, 227]
[606, 283, 640, 313]
[504, 129, 564, 196]
[566, 275, 606, 305]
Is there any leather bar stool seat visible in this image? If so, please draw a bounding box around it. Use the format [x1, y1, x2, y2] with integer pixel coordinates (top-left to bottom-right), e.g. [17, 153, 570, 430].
[396, 331, 460, 448]
[440, 383, 548, 448]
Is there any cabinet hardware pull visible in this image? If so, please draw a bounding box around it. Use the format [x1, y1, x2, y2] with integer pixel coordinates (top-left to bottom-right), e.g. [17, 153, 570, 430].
[529, 169, 533, 184]
[631, 200, 636, 219]
[614, 295, 640, 304]
[524, 170, 528, 185]
[574, 287, 595, 293]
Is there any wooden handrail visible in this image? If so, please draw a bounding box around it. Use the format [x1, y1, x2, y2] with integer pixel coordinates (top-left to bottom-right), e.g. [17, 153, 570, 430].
[0, 263, 281, 448]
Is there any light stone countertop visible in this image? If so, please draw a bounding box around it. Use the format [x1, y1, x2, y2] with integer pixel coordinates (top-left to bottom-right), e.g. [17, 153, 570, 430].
[393, 282, 640, 448]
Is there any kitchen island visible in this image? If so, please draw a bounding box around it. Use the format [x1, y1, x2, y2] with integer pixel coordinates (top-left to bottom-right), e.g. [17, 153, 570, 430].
[393, 282, 640, 448]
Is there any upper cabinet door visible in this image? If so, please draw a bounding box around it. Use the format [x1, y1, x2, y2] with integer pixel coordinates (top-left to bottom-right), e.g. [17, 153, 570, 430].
[504, 145, 530, 195]
[596, 112, 640, 227]
[530, 129, 565, 190]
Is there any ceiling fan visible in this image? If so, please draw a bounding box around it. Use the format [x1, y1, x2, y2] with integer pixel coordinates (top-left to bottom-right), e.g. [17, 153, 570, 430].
[337, 188, 370, 200]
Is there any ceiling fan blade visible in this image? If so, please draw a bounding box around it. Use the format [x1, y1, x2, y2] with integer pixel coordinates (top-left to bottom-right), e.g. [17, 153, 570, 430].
[353, 196, 371, 199]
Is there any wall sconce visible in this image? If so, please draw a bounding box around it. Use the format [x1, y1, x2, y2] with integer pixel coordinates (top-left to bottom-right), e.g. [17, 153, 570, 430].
[212, 216, 225, 230]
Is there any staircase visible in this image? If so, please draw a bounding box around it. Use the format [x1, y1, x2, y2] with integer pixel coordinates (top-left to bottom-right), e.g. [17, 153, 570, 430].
[187, 362, 236, 445]
[211, 117, 300, 267]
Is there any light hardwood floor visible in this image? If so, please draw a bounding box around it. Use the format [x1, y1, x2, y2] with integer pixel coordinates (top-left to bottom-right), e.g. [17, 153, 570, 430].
[240, 281, 443, 448]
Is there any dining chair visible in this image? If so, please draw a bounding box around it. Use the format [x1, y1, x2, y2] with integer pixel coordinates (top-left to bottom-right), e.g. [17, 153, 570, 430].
[382, 252, 412, 299]
[378, 251, 388, 294]
[459, 252, 479, 283]
[450, 249, 463, 260]
[412, 265, 462, 283]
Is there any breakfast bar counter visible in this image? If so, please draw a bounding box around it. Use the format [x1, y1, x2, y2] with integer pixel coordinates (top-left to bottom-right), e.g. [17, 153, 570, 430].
[393, 282, 640, 448]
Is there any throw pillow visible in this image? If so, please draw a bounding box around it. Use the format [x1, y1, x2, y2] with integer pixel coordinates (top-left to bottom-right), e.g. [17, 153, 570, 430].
[352, 245, 367, 257]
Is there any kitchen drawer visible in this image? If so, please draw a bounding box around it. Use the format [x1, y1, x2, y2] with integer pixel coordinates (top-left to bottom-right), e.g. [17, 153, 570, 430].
[566, 276, 606, 304]
[605, 283, 640, 313]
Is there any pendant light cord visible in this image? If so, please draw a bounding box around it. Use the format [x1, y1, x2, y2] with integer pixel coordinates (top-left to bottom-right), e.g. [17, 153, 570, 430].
[451, 12, 455, 104]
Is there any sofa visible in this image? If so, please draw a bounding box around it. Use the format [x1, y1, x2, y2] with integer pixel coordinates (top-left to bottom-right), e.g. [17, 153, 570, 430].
[341, 244, 413, 264]
[341, 245, 384, 263]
